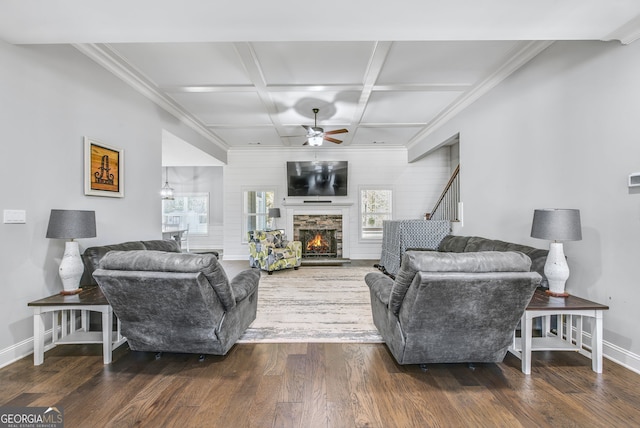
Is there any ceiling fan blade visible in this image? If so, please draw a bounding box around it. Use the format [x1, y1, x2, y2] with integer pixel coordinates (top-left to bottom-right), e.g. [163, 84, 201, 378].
[324, 128, 348, 135]
[324, 136, 343, 144]
[302, 125, 311, 132]
[303, 141, 309, 146]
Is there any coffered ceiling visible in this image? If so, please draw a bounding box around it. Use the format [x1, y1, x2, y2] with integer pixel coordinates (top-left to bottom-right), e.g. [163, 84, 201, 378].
[2, 1, 640, 155]
[88, 40, 534, 150]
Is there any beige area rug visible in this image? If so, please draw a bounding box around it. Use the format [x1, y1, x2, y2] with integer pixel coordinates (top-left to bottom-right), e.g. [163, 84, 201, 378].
[238, 265, 384, 343]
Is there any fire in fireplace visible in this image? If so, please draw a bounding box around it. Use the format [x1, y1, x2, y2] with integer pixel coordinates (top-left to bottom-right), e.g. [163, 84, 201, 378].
[306, 233, 329, 253]
[300, 229, 337, 258]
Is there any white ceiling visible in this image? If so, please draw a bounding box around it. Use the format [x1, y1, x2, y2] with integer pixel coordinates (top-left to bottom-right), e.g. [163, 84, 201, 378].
[2, 1, 640, 157]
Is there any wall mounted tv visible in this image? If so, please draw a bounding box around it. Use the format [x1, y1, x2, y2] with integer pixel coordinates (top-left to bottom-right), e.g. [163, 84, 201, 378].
[286, 161, 348, 197]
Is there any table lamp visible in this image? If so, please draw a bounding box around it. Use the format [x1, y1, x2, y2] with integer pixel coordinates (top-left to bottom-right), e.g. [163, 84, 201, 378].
[46, 209, 96, 294]
[268, 208, 281, 230]
[530, 208, 582, 297]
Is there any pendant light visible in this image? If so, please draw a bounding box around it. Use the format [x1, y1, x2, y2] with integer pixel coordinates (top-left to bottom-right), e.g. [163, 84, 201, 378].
[161, 167, 174, 200]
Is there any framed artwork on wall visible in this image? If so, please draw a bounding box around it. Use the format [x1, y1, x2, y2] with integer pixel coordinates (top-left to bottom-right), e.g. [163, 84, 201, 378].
[84, 137, 124, 198]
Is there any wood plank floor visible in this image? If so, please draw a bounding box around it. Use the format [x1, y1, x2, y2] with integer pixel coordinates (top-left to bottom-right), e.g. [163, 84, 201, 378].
[1, 342, 639, 427]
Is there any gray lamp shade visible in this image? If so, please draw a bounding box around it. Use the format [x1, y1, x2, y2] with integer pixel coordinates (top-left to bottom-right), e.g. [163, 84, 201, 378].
[46, 209, 97, 239]
[268, 208, 281, 218]
[531, 209, 582, 241]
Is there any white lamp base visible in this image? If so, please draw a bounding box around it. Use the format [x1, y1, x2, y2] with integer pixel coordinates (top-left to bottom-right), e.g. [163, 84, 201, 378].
[59, 241, 84, 294]
[544, 242, 570, 297]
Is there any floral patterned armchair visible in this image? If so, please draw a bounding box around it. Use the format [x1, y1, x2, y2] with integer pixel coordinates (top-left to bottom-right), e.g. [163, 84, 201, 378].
[248, 230, 302, 274]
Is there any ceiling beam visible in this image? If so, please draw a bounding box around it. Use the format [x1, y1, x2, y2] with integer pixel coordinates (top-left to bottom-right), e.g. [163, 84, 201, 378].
[602, 13, 640, 44]
[73, 43, 229, 152]
[233, 42, 293, 146]
[346, 41, 393, 146]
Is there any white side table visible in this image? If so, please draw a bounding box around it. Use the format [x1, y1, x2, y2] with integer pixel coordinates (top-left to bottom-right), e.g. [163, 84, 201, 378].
[29, 286, 126, 365]
[509, 288, 609, 374]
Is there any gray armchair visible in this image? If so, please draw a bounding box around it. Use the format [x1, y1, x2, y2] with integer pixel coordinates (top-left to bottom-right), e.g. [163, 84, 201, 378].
[93, 251, 260, 356]
[365, 250, 541, 365]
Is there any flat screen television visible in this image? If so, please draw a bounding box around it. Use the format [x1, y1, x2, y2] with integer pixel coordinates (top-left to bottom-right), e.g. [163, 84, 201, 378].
[286, 161, 348, 197]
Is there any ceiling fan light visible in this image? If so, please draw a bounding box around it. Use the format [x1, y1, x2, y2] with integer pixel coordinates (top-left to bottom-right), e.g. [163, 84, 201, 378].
[309, 135, 323, 146]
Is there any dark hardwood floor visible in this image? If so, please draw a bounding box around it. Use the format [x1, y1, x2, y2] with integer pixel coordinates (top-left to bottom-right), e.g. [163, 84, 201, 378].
[5, 260, 639, 427]
[1, 342, 639, 427]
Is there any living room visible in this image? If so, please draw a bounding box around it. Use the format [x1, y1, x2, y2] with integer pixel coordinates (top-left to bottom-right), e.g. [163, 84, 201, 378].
[2, 2, 640, 426]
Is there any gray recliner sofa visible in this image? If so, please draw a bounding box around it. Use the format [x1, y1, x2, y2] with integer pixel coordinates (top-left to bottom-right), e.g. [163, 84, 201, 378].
[437, 235, 549, 287]
[93, 250, 260, 356]
[82, 239, 182, 286]
[365, 250, 541, 365]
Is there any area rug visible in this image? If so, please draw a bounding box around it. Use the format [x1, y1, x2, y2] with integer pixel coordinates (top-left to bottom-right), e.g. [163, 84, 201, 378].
[238, 265, 383, 343]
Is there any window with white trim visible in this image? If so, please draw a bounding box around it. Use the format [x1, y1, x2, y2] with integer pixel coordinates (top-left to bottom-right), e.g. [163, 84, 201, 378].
[360, 188, 392, 240]
[242, 189, 275, 241]
[162, 193, 209, 235]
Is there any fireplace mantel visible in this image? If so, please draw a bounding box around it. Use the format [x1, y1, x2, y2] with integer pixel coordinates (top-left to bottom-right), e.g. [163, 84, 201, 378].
[282, 201, 353, 207]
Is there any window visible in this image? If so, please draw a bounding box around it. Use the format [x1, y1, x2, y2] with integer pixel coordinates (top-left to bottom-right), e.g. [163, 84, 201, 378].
[360, 188, 392, 240]
[162, 193, 209, 235]
[243, 189, 275, 240]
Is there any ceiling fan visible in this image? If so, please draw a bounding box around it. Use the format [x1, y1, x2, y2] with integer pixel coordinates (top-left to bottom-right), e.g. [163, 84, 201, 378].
[302, 108, 348, 146]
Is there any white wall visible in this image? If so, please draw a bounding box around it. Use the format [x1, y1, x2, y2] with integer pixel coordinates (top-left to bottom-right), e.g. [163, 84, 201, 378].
[0, 41, 217, 366]
[222, 147, 451, 260]
[410, 40, 640, 371]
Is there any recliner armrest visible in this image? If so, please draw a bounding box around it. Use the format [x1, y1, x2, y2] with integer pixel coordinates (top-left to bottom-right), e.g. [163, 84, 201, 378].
[365, 272, 394, 307]
[230, 268, 261, 303]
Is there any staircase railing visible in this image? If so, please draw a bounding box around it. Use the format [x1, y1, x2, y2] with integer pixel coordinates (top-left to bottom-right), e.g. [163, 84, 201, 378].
[427, 165, 460, 222]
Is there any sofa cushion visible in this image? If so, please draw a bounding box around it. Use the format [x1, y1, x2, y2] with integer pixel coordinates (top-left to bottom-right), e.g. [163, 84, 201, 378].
[437, 234, 549, 287]
[81, 239, 181, 286]
[271, 248, 294, 259]
[98, 250, 236, 310]
[409, 250, 532, 273]
[437, 235, 472, 253]
[142, 240, 181, 252]
[388, 250, 532, 315]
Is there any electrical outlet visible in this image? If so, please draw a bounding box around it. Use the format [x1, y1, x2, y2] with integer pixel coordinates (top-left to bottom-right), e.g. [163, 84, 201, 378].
[3, 209, 26, 224]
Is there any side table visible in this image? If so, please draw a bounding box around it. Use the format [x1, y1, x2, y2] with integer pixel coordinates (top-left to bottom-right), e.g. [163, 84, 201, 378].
[28, 286, 126, 365]
[509, 288, 609, 374]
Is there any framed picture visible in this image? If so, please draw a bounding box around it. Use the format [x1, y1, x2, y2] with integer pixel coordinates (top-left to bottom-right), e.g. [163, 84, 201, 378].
[84, 137, 124, 198]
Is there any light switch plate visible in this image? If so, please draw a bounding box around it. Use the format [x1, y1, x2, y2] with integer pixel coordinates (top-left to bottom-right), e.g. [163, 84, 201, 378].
[3, 209, 26, 224]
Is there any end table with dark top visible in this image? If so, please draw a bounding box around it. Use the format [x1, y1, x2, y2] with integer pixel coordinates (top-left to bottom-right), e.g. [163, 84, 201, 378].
[28, 286, 126, 365]
[509, 288, 609, 374]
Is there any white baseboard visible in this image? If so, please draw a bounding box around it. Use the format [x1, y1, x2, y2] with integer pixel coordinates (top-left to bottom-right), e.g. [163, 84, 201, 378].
[0, 337, 33, 369]
[603, 340, 640, 374]
[573, 327, 640, 374]
[0, 329, 55, 369]
[222, 254, 248, 261]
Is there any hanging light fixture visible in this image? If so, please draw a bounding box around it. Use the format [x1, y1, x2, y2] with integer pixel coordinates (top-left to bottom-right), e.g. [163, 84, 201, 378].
[161, 167, 174, 200]
[308, 135, 324, 146]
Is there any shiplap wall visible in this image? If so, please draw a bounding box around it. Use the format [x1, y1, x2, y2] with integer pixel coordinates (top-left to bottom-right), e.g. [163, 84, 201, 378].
[223, 146, 451, 260]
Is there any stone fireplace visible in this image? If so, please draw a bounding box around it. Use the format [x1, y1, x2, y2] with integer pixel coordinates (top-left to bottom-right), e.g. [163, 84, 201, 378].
[293, 214, 343, 259]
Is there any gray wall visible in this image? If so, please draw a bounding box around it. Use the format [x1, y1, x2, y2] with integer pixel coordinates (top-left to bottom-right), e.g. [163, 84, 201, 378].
[0, 41, 216, 366]
[410, 40, 640, 371]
